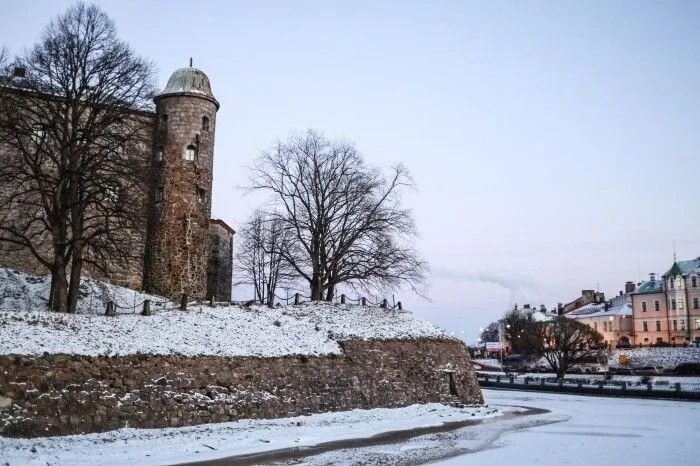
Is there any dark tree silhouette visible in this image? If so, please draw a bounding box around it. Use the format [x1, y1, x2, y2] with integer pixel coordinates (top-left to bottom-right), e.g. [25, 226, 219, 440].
[234, 211, 296, 306]
[0, 3, 155, 312]
[479, 321, 500, 343]
[249, 130, 428, 301]
[534, 316, 604, 379]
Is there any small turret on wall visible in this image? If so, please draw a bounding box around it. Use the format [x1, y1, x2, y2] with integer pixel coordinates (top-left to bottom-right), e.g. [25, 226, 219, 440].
[143, 65, 220, 300]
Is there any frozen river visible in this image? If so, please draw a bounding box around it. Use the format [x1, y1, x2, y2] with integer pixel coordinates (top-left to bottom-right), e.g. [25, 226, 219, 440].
[437, 389, 699, 465]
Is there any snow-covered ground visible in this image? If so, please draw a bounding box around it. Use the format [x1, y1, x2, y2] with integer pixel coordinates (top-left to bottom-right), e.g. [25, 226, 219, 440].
[0, 267, 451, 357]
[0, 404, 500, 465]
[609, 347, 700, 368]
[4, 390, 694, 465]
[0, 267, 167, 314]
[0, 303, 452, 357]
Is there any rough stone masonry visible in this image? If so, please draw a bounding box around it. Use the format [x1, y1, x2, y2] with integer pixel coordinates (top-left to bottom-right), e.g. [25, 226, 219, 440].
[0, 339, 483, 437]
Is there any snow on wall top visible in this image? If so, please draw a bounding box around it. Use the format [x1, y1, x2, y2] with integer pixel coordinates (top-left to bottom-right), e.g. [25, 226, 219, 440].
[0, 268, 450, 357]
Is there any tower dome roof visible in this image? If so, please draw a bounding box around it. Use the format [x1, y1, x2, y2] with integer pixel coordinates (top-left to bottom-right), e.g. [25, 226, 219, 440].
[155, 67, 219, 109]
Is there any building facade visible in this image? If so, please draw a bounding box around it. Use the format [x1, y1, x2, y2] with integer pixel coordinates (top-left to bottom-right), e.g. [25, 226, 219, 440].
[631, 258, 700, 346]
[0, 66, 234, 301]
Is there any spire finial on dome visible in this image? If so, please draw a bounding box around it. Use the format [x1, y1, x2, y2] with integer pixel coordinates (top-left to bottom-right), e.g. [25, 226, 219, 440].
[189, 57, 193, 67]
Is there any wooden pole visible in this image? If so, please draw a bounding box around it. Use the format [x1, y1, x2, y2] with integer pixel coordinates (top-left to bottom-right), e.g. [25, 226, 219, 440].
[141, 299, 152, 316]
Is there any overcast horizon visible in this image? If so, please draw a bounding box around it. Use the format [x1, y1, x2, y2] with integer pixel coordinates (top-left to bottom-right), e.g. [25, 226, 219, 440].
[3, 0, 699, 341]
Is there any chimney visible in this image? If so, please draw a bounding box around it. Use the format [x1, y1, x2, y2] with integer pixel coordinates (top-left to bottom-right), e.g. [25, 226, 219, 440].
[514, 303, 518, 310]
[557, 303, 564, 315]
[540, 304, 546, 312]
[649, 273, 656, 282]
[524, 304, 530, 309]
[619, 291, 623, 296]
[12, 67, 26, 78]
[625, 281, 635, 293]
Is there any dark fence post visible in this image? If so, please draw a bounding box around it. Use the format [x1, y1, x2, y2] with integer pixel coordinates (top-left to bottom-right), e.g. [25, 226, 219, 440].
[209, 295, 215, 307]
[361, 297, 366, 306]
[675, 382, 681, 392]
[105, 301, 115, 316]
[397, 301, 402, 310]
[340, 294, 346, 304]
[294, 293, 300, 305]
[381, 299, 387, 309]
[180, 294, 187, 311]
[141, 299, 152, 316]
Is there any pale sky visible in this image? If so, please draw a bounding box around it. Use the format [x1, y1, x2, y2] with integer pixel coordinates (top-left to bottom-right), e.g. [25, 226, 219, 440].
[2, 1, 699, 341]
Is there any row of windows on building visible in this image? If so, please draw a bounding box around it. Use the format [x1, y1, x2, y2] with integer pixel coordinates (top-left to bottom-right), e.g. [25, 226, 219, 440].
[640, 297, 700, 312]
[640, 319, 700, 332]
[154, 186, 206, 204]
[160, 114, 210, 132]
[668, 276, 697, 288]
[592, 321, 618, 332]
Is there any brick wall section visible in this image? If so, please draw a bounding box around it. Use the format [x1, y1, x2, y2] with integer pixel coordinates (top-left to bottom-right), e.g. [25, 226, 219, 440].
[0, 339, 482, 437]
[142, 94, 218, 300]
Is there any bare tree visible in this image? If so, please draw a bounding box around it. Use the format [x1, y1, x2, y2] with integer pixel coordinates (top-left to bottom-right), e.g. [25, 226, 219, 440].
[234, 211, 295, 306]
[534, 316, 604, 379]
[479, 321, 500, 343]
[0, 3, 155, 312]
[249, 130, 428, 301]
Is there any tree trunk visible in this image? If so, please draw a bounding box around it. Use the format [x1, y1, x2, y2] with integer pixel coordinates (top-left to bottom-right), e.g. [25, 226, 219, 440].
[67, 244, 83, 314]
[325, 284, 335, 302]
[310, 273, 324, 301]
[49, 261, 68, 313]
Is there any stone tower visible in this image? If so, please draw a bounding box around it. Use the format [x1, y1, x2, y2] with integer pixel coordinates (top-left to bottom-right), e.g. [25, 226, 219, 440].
[143, 66, 220, 299]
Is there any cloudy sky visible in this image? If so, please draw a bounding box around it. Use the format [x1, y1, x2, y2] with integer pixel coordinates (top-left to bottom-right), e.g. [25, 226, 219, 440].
[3, 1, 699, 341]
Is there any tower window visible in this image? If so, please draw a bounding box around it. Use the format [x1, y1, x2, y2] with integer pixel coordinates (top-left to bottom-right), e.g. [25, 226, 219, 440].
[155, 187, 164, 202]
[31, 124, 45, 144]
[157, 146, 164, 162]
[197, 187, 206, 204]
[202, 116, 209, 132]
[184, 145, 196, 161]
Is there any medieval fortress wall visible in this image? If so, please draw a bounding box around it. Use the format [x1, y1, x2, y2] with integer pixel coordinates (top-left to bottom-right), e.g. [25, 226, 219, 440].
[0, 67, 233, 301]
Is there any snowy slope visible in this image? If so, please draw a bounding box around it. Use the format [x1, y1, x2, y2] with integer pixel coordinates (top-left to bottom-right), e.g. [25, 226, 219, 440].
[0, 267, 167, 314]
[0, 268, 451, 357]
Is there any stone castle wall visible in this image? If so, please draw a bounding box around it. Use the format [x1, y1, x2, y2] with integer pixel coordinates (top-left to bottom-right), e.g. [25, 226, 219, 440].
[0, 339, 482, 437]
[0, 114, 153, 291]
[142, 95, 218, 300]
[207, 220, 234, 301]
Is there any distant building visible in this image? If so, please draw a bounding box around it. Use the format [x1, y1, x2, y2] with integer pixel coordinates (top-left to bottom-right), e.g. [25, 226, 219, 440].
[561, 289, 606, 315]
[631, 257, 700, 346]
[567, 299, 634, 348]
